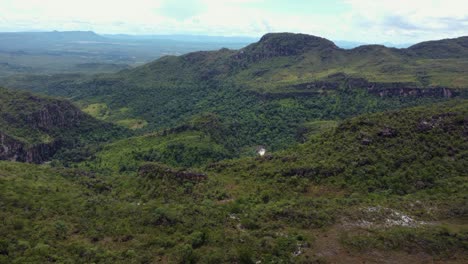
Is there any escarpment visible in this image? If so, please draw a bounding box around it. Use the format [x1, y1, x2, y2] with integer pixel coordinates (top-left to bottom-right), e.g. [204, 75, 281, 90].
[0, 132, 62, 163]
[26, 101, 86, 130]
[0, 87, 128, 164]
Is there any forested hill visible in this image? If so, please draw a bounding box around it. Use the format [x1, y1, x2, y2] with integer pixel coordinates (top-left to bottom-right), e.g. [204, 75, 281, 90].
[0, 32, 467, 263]
[0, 100, 466, 263]
[116, 33, 468, 89]
[1, 33, 467, 153]
[0, 87, 128, 163]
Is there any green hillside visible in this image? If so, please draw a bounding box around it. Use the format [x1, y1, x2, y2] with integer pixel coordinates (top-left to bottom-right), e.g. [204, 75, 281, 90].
[1, 33, 467, 154]
[1, 101, 466, 263]
[82, 126, 232, 173]
[1, 34, 467, 262]
[0, 87, 129, 163]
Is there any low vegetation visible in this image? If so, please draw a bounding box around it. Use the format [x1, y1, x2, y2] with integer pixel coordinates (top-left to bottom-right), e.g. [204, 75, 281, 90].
[1, 100, 466, 263]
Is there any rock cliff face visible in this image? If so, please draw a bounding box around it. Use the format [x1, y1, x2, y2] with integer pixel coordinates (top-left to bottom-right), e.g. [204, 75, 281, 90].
[252, 75, 461, 99]
[0, 132, 23, 162]
[0, 87, 125, 164]
[25, 101, 85, 131]
[0, 104, 69, 163]
[0, 132, 62, 163]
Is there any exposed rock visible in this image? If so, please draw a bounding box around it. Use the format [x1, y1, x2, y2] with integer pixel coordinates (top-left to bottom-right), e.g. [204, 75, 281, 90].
[254, 74, 461, 100]
[0, 88, 126, 164]
[415, 180, 430, 190]
[26, 102, 85, 130]
[0, 132, 62, 163]
[378, 127, 398, 137]
[0, 100, 82, 163]
[361, 138, 372, 145]
[417, 112, 459, 132]
[417, 120, 434, 131]
[348, 206, 426, 228]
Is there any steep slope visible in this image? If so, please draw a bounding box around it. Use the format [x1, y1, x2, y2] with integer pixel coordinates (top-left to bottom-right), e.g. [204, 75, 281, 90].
[0, 87, 128, 163]
[0, 100, 466, 263]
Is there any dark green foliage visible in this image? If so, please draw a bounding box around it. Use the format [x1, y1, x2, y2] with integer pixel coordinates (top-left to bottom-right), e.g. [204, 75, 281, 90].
[2, 33, 467, 155]
[216, 99, 468, 195]
[1, 33, 468, 263]
[1, 101, 467, 262]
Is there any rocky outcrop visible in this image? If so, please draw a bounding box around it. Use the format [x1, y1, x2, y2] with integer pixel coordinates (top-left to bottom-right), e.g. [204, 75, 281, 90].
[0, 132, 23, 162]
[251, 76, 460, 99]
[367, 86, 457, 98]
[0, 98, 84, 163]
[344, 77, 458, 98]
[417, 112, 461, 132]
[26, 101, 85, 130]
[378, 127, 398, 137]
[0, 132, 61, 163]
[0, 88, 123, 164]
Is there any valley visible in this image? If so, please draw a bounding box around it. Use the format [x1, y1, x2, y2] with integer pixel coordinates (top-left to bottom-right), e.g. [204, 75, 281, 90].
[0, 32, 467, 263]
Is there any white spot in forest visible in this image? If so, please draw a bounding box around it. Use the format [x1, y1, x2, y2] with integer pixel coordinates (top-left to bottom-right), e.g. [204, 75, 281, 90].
[257, 147, 266, 156]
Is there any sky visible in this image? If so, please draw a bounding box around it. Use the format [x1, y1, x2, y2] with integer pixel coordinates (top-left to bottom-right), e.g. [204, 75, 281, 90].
[0, 0, 467, 44]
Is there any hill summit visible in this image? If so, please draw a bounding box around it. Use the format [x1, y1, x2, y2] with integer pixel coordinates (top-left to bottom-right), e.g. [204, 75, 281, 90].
[237, 33, 338, 61]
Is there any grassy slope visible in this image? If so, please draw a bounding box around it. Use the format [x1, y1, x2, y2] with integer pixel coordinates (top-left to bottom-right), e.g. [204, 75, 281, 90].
[82, 130, 231, 173]
[1, 100, 466, 263]
[113, 34, 468, 90]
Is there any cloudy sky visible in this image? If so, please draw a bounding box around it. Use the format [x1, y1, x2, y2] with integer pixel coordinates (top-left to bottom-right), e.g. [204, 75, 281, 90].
[0, 0, 467, 43]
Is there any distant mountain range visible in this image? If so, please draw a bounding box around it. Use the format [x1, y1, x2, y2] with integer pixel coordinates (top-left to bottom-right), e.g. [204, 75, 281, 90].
[0, 30, 425, 78]
[0, 31, 256, 77]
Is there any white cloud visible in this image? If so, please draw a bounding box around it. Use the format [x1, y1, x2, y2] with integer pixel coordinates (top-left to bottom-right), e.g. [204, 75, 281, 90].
[343, 0, 468, 42]
[0, 0, 467, 43]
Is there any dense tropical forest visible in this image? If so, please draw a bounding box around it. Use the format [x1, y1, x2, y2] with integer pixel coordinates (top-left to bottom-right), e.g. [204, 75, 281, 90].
[0, 32, 467, 263]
